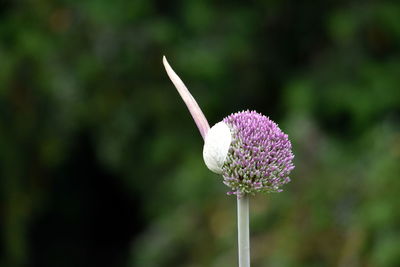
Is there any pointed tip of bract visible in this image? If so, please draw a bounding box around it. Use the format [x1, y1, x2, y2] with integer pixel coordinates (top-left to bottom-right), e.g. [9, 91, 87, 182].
[162, 55, 210, 140]
[162, 56, 171, 73]
[162, 56, 183, 94]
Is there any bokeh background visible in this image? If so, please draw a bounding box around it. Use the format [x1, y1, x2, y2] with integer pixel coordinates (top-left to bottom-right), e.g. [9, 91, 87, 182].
[1, 0, 400, 266]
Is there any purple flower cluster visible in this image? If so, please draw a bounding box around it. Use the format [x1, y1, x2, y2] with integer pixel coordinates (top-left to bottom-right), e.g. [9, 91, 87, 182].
[222, 110, 295, 196]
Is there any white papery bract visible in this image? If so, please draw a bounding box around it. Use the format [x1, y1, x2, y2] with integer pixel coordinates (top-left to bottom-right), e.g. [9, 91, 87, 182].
[203, 122, 232, 174]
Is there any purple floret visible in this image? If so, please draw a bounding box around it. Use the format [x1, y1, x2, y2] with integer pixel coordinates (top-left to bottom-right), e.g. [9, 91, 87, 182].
[222, 110, 295, 197]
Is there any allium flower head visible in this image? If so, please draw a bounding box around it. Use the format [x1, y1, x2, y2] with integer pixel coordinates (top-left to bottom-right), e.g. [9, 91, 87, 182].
[218, 110, 294, 196]
[163, 56, 295, 197]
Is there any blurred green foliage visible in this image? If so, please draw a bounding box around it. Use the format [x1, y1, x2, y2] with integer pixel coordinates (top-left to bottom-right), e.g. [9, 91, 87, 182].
[0, 0, 399, 266]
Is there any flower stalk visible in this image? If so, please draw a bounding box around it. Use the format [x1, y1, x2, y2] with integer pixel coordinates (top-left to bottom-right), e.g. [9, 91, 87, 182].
[237, 195, 250, 267]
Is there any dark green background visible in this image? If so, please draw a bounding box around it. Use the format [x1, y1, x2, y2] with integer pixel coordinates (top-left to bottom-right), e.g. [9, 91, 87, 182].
[1, 0, 399, 266]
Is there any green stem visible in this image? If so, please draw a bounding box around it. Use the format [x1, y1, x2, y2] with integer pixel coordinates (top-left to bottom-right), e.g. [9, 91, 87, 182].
[237, 194, 250, 267]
